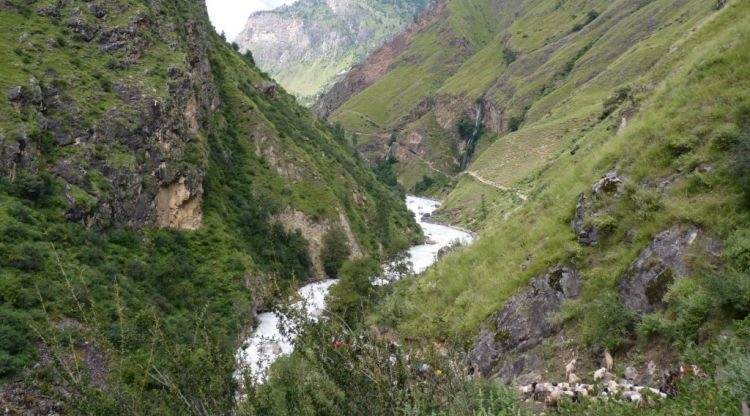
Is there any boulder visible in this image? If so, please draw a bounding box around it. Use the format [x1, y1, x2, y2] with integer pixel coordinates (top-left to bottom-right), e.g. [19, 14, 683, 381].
[472, 265, 581, 381]
[6, 86, 23, 103]
[592, 170, 622, 197]
[571, 170, 623, 246]
[66, 7, 98, 41]
[259, 81, 278, 97]
[618, 225, 718, 313]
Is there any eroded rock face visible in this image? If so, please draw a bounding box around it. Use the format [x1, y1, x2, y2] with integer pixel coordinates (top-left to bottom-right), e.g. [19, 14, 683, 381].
[273, 209, 362, 278]
[572, 170, 623, 246]
[313, 1, 445, 116]
[618, 225, 719, 313]
[238, 0, 431, 104]
[155, 177, 203, 230]
[472, 265, 581, 382]
[2, 5, 219, 231]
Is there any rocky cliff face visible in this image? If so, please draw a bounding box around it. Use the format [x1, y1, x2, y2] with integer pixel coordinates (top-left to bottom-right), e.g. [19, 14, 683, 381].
[313, 0, 444, 118]
[1, 0, 217, 230]
[235, 0, 430, 105]
[0, 0, 422, 412]
[0, 0, 418, 257]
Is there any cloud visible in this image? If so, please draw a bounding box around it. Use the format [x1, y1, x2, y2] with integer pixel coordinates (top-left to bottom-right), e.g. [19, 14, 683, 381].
[206, 0, 297, 40]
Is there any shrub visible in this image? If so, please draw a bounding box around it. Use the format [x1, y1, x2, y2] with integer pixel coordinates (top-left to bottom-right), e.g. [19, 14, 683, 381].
[502, 46, 517, 64]
[705, 268, 750, 318]
[637, 312, 674, 340]
[0, 307, 34, 377]
[327, 258, 381, 325]
[710, 122, 741, 150]
[13, 173, 53, 202]
[457, 114, 476, 141]
[663, 278, 712, 340]
[413, 175, 434, 194]
[723, 228, 750, 273]
[581, 292, 634, 351]
[508, 115, 525, 132]
[601, 87, 632, 120]
[321, 227, 351, 277]
[4, 243, 44, 272]
[589, 213, 617, 234]
[624, 182, 663, 217]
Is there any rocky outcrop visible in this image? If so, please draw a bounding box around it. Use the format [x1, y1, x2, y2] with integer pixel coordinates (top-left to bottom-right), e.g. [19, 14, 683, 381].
[572, 170, 623, 246]
[273, 209, 363, 278]
[2, 3, 218, 230]
[618, 225, 720, 313]
[313, 1, 445, 116]
[472, 265, 581, 382]
[155, 177, 203, 230]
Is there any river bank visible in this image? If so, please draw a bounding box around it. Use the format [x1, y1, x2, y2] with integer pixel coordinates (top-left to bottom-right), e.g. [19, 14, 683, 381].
[235, 195, 475, 383]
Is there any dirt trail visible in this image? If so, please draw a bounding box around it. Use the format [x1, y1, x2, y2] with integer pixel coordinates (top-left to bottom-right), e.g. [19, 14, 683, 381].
[465, 171, 528, 201]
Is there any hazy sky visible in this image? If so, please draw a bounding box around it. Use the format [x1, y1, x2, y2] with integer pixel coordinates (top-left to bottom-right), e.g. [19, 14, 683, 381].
[206, 0, 297, 40]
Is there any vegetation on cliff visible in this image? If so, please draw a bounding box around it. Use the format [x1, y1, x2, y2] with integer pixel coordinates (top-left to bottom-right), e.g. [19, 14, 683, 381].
[0, 0, 419, 412]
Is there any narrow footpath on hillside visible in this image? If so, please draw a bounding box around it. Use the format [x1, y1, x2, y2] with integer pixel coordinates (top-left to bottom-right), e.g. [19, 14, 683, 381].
[464, 171, 528, 201]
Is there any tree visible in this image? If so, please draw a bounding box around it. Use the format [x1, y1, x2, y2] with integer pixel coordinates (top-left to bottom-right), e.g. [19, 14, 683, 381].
[321, 227, 351, 277]
[327, 258, 382, 325]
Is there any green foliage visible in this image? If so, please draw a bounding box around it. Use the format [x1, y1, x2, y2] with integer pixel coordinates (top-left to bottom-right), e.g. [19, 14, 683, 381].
[321, 227, 351, 277]
[581, 292, 634, 351]
[703, 227, 750, 317]
[571, 10, 599, 32]
[12, 173, 53, 203]
[457, 114, 476, 141]
[240, 316, 529, 416]
[502, 46, 517, 65]
[327, 258, 382, 325]
[413, 175, 435, 194]
[0, 306, 34, 377]
[601, 87, 633, 120]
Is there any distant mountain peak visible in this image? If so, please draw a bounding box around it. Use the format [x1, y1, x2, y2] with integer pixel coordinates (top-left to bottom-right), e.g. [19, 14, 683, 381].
[236, 0, 430, 106]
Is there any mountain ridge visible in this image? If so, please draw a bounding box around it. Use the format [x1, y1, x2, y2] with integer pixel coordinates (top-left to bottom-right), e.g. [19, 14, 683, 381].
[235, 0, 430, 106]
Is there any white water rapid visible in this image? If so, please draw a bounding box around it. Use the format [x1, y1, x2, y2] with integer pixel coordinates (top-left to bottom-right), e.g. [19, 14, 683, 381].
[235, 195, 474, 383]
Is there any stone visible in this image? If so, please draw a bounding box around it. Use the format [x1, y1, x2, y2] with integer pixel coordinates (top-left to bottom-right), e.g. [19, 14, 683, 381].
[624, 366, 638, 381]
[619, 225, 718, 313]
[591, 169, 622, 197]
[472, 265, 581, 381]
[6, 86, 23, 103]
[66, 7, 98, 41]
[571, 170, 625, 246]
[36, 5, 60, 18]
[88, 3, 107, 19]
[259, 81, 277, 97]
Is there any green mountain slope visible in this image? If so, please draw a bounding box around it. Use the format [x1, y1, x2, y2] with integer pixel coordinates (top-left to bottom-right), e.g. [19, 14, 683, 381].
[235, 0, 430, 106]
[231, 0, 750, 414]
[0, 0, 419, 412]
[375, 0, 750, 400]
[319, 0, 730, 195]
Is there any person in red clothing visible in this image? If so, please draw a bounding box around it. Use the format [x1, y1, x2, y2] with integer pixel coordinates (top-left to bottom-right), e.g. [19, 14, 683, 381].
[334, 339, 343, 349]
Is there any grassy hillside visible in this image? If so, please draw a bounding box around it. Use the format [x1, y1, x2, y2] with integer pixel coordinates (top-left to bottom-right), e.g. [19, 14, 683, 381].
[376, 0, 749, 386]
[0, 0, 419, 413]
[323, 0, 732, 196]
[233, 2, 750, 414]
[234, 3, 750, 409]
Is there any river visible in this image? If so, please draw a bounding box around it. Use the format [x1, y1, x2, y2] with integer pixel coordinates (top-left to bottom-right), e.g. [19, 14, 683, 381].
[235, 195, 475, 383]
